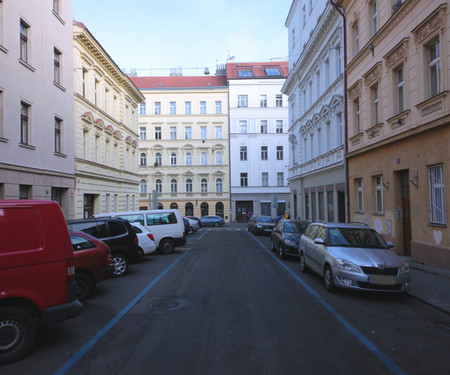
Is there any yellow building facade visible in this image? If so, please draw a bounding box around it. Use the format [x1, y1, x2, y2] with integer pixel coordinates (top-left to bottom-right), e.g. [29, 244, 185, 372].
[341, 0, 450, 268]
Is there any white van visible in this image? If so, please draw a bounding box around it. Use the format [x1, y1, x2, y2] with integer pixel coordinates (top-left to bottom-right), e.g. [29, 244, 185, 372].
[93, 209, 186, 254]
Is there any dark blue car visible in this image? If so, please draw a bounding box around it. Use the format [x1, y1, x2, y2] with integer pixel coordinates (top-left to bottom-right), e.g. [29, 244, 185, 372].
[199, 215, 225, 227]
[271, 219, 311, 259]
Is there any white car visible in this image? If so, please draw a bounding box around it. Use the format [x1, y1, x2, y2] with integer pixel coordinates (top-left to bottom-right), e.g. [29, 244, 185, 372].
[184, 217, 201, 233]
[131, 223, 156, 256]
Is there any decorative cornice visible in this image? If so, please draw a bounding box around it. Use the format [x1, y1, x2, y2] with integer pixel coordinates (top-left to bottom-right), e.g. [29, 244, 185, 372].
[363, 62, 382, 86]
[412, 4, 447, 44]
[348, 80, 362, 100]
[384, 38, 409, 69]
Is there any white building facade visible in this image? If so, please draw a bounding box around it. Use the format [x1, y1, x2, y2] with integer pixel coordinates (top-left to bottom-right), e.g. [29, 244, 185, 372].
[0, 0, 75, 218]
[283, 0, 346, 222]
[227, 61, 290, 222]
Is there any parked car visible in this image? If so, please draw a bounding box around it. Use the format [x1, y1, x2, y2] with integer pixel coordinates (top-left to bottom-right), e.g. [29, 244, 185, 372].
[93, 209, 186, 254]
[70, 231, 114, 300]
[0, 200, 82, 364]
[183, 217, 192, 234]
[184, 216, 201, 232]
[186, 216, 202, 227]
[251, 215, 276, 235]
[67, 218, 141, 277]
[247, 216, 257, 232]
[271, 219, 311, 259]
[130, 223, 157, 257]
[200, 215, 225, 227]
[299, 222, 411, 293]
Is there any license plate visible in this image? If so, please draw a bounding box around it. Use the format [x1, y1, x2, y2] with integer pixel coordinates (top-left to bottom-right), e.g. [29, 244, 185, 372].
[370, 275, 395, 285]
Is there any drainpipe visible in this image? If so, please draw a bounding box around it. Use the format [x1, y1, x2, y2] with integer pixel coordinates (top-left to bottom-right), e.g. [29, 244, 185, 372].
[329, 0, 350, 222]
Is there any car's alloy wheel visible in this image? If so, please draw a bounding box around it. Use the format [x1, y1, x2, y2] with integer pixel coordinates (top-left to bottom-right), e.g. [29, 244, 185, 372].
[75, 272, 94, 300]
[112, 255, 129, 276]
[279, 245, 285, 260]
[270, 239, 276, 252]
[214, 222, 219, 227]
[324, 265, 335, 292]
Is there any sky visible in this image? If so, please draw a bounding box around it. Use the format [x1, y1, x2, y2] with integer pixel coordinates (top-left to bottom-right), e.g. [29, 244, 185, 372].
[73, 0, 293, 76]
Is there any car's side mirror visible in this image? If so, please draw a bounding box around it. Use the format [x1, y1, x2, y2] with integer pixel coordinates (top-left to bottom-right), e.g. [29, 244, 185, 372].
[314, 238, 325, 245]
[386, 241, 394, 248]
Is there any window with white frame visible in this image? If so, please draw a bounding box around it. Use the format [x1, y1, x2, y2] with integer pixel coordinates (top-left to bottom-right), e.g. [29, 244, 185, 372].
[140, 180, 147, 194]
[354, 98, 360, 134]
[170, 101, 176, 114]
[186, 178, 192, 193]
[170, 153, 177, 165]
[216, 178, 223, 192]
[185, 101, 191, 114]
[54, 48, 62, 85]
[185, 126, 192, 139]
[216, 152, 222, 165]
[171, 179, 177, 193]
[155, 152, 162, 166]
[354, 22, 359, 56]
[262, 172, 268, 187]
[261, 146, 268, 160]
[140, 153, 147, 166]
[260, 95, 267, 108]
[336, 113, 343, 146]
[372, 84, 380, 125]
[201, 178, 208, 193]
[170, 127, 177, 140]
[237, 95, 248, 108]
[309, 133, 314, 160]
[429, 164, 446, 224]
[20, 101, 30, 145]
[200, 126, 207, 139]
[186, 152, 192, 165]
[315, 70, 320, 100]
[201, 152, 207, 165]
[375, 175, 384, 213]
[215, 126, 222, 139]
[53, 0, 61, 15]
[139, 102, 146, 115]
[239, 120, 247, 133]
[240, 146, 247, 160]
[395, 64, 405, 114]
[326, 122, 331, 152]
[427, 37, 441, 98]
[276, 94, 283, 107]
[155, 179, 162, 193]
[303, 137, 308, 162]
[276, 120, 283, 133]
[154, 102, 161, 115]
[215, 101, 222, 114]
[371, 1, 378, 36]
[317, 128, 322, 155]
[94, 135, 99, 162]
[276, 146, 283, 160]
[356, 178, 363, 212]
[155, 127, 161, 140]
[200, 101, 206, 114]
[240, 173, 248, 187]
[55, 117, 62, 153]
[325, 58, 330, 87]
[20, 20, 30, 64]
[260, 120, 267, 134]
[277, 173, 284, 186]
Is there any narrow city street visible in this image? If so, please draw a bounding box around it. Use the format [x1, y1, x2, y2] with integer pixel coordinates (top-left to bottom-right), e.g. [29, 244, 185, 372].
[4, 226, 450, 375]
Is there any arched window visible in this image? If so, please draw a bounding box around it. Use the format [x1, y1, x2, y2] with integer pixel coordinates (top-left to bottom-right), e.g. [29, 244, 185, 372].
[186, 152, 192, 165]
[185, 202, 194, 216]
[201, 178, 207, 193]
[170, 202, 178, 209]
[140, 153, 147, 166]
[216, 178, 223, 192]
[216, 151, 222, 165]
[186, 178, 193, 193]
[155, 152, 162, 166]
[171, 153, 177, 165]
[158, 203, 163, 209]
[201, 202, 209, 216]
[155, 179, 162, 193]
[171, 179, 177, 193]
[140, 179, 147, 194]
[201, 152, 207, 165]
[215, 202, 224, 217]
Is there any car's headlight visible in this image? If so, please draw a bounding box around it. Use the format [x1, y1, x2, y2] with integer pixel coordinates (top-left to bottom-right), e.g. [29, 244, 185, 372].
[256, 224, 262, 228]
[284, 239, 297, 247]
[400, 262, 410, 275]
[336, 259, 361, 273]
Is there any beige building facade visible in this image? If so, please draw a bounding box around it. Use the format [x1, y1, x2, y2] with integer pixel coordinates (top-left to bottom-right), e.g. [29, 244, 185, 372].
[130, 76, 231, 221]
[73, 22, 144, 219]
[341, 0, 450, 268]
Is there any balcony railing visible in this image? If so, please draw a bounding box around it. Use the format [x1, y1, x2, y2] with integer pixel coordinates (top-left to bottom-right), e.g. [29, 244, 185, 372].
[289, 146, 344, 179]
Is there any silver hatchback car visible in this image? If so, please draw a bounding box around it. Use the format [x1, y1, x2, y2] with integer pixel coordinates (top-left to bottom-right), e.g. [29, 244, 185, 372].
[299, 222, 411, 293]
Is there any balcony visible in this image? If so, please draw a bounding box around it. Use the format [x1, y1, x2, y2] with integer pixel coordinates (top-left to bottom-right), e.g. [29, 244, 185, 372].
[289, 146, 344, 179]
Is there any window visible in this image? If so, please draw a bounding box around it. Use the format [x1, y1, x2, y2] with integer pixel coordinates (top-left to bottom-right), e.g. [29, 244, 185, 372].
[317, 128, 322, 155]
[201, 179, 208, 193]
[94, 79, 99, 106]
[336, 113, 343, 146]
[216, 152, 222, 165]
[215, 126, 222, 139]
[265, 68, 281, 76]
[200, 126, 207, 139]
[155, 127, 161, 140]
[315, 70, 320, 99]
[260, 120, 267, 134]
[276, 95, 283, 107]
[82, 68, 88, 98]
[291, 28, 296, 49]
[276, 120, 283, 133]
[186, 152, 192, 165]
[216, 178, 223, 192]
[277, 173, 284, 186]
[55, 117, 62, 153]
[427, 38, 441, 98]
[201, 152, 207, 165]
[140, 127, 146, 140]
[375, 175, 384, 213]
[54, 48, 61, 84]
[185, 101, 191, 114]
[171, 179, 177, 193]
[261, 146, 268, 160]
[20, 20, 29, 63]
[140, 153, 147, 166]
[237, 70, 252, 77]
[19, 185, 31, 199]
[170, 153, 177, 165]
[395, 64, 405, 114]
[310, 133, 314, 160]
[200, 101, 206, 114]
[170, 127, 177, 140]
[215, 101, 222, 114]
[53, 0, 61, 14]
[170, 102, 176, 114]
[354, 98, 360, 134]
[262, 173, 268, 187]
[154, 102, 161, 115]
[354, 22, 359, 56]
[260, 95, 267, 108]
[371, 1, 378, 35]
[155, 153, 162, 166]
[140, 180, 147, 194]
[139, 102, 146, 115]
[372, 85, 379, 125]
[429, 164, 446, 224]
[240, 173, 248, 187]
[326, 122, 331, 152]
[240, 146, 247, 161]
[155, 179, 162, 193]
[356, 178, 364, 212]
[20, 102, 30, 145]
[276, 146, 283, 160]
[185, 126, 192, 139]
[186, 179, 193, 193]
[237, 95, 248, 108]
[239, 120, 247, 133]
[325, 58, 330, 87]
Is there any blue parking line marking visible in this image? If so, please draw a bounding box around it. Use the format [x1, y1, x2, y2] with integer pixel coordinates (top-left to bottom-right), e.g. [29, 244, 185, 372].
[53, 249, 191, 375]
[197, 230, 208, 240]
[250, 234, 407, 375]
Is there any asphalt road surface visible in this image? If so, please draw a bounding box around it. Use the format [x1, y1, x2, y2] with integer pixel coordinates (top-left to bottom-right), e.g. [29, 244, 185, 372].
[3, 225, 450, 375]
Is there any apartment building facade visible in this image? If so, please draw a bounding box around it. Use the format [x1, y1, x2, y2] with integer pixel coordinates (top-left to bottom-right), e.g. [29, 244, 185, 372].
[73, 22, 144, 219]
[283, 0, 346, 222]
[227, 61, 290, 222]
[0, 0, 75, 218]
[130, 75, 231, 221]
[341, 0, 449, 268]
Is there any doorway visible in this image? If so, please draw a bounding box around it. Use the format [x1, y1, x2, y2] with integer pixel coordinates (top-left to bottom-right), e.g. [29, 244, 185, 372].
[236, 201, 253, 223]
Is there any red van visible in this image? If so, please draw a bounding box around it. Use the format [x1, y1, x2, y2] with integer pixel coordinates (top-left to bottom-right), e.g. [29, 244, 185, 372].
[0, 200, 82, 364]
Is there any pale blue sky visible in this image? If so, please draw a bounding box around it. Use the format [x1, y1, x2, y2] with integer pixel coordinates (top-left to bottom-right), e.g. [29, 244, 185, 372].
[73, 0, 292, 76]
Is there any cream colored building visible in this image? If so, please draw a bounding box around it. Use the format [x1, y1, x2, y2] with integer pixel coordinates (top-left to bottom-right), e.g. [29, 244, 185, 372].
[130, 75, 231, 221]
[73, 22, 144, 218]
[341, 0, 450, 268]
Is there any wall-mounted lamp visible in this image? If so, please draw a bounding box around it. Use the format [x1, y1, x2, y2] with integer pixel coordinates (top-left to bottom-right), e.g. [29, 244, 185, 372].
[212, 148, 215, 153]
[369, 44, 375, 56]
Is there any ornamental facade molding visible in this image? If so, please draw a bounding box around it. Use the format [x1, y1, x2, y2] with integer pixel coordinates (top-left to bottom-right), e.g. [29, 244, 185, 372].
[412, 4, 447, 45]
[348, 80, 362, 100]
[384, 38, 409, 69]
[363, 62, 382, 87]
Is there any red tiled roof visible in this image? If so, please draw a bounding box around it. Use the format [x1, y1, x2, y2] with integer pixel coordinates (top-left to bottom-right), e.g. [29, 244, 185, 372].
[226, 61, 289, 79]
[130, 76, 228, 89]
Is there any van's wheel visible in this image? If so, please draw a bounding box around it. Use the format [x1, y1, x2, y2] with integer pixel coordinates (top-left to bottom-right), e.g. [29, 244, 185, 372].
[75, 272, 94, 300]
[159, 239, 175, 254]
[112, 254, 129, 276]
[0, 306, 37, 365]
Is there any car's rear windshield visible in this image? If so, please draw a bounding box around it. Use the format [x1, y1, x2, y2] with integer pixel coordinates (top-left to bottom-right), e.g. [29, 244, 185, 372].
[327, 227, 388, 248]
[257, 217, 275, 223]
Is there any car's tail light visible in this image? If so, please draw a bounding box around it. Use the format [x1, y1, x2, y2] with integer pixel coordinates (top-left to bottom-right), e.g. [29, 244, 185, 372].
[66, 259, 75, 281]
[134, 236, 139, 245]
[147, 233, 154, 241]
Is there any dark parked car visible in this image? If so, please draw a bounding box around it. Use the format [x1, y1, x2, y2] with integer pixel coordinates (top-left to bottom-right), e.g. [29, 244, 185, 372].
[70, 231, 114, 300]
[67, 218, 141, 277]
[251, 215, 276, 235]
[271, 219, 311, 259]
[200, 215, 225, 227]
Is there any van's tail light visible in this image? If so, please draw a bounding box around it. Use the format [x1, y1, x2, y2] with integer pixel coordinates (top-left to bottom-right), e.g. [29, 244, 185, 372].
[147, 233, 155, 241]
[66, 259, 75, 281]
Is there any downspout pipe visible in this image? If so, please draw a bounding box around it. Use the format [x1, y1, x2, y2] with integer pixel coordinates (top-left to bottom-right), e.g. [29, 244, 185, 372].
[329, 0, 350, 222]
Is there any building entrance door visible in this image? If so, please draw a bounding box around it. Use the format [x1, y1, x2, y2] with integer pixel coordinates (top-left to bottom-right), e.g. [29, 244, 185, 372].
[83, 194, 95, 218]
[236, 201, 253, 223]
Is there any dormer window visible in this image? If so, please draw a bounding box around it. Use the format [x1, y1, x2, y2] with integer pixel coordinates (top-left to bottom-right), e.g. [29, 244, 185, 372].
[237, 70, 252, 77]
